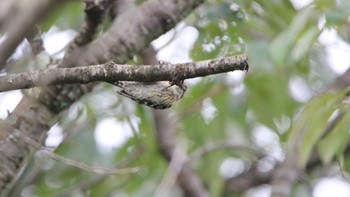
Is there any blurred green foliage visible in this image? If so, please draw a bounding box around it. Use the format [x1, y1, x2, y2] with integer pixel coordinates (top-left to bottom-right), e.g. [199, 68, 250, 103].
[41, 1, 84, 32]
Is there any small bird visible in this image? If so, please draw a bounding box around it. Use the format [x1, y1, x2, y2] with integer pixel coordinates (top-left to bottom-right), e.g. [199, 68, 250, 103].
[114, 81, 187, 109]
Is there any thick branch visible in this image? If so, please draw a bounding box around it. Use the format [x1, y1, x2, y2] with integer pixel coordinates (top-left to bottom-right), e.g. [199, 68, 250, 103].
[61, 0, 205, 68]
[0, 55, 248, 92]
[0, 0, 69, 69]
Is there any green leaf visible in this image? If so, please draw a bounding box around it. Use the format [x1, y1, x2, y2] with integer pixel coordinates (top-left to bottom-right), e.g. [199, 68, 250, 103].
[291, 27, 320, 62]
[287, 91, 345, 168]
[322, 0, 350, 27]
[41, 2, 84, 31]
[245, 73, 298, 129]
[269, 6, 319, 68]
[317, 110, 350, 165]
[269, 30, 293, 67]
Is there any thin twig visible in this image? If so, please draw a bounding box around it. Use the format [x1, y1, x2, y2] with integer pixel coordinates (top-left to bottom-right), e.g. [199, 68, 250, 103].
[14, 129, 139, 175]
[51, 146, 145, 197]
[67, 0, 112, 52]
[190, 140, 263, 162]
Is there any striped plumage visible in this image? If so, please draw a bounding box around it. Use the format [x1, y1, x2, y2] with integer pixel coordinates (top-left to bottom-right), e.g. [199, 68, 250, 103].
[114, 81, 187, 109]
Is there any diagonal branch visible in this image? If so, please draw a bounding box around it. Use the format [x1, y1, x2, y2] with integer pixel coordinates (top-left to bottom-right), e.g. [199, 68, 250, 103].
[154, 109, 210, 197]
[0, 0, 69, 70]
[60, 0, 205, 68]
[13, 128, 139, 175]
[0, 55, 248, 92]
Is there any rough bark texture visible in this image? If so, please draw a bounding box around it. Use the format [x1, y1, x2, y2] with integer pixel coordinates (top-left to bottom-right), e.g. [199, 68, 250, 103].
[61, 0, 204, 68]
[0, 0, 205, 192]
[0, 55, 248, 92]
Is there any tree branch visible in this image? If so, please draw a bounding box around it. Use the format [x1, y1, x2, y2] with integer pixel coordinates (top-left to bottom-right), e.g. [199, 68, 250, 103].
[154, 109, 210, 197]
[0, 55, 248, 92]
[0, 0, 69, 69]
[190, 140, 263, 162]
[67, 0, 113, 52]
[60, 0, 205, 68]
[13, 128, 139, 175]
[141, 46, 209, 197]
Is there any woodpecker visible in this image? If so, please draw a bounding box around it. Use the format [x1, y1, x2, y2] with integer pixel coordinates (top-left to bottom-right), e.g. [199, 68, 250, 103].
[114, 81, 187, 109]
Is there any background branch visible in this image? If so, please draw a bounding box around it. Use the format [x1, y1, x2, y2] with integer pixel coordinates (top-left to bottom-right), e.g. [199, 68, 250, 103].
[190, 140, 263, 162]
[14, 128, 139, 175]
[67, 0, 113, 52]
[154, 107, 210, 197]
[141, 47, 210, 197]
[0, 0, 69, 69]
[223, 68, 350, 195]
[60, 0, 205, 68]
